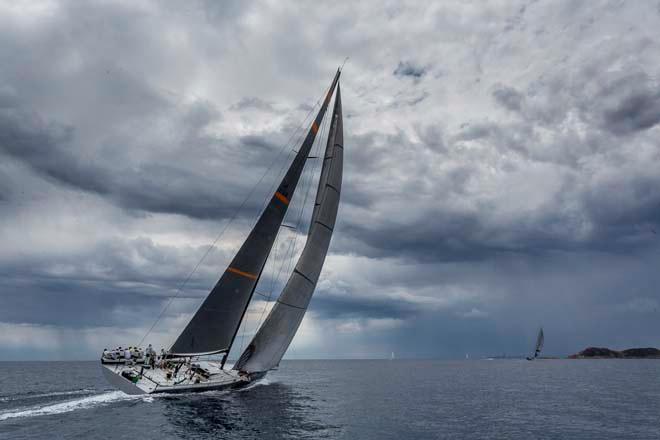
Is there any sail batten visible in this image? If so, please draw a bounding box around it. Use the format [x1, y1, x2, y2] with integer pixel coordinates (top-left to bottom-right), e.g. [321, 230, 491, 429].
[169, 71, 341, 357]
[234, 82, 343, 373]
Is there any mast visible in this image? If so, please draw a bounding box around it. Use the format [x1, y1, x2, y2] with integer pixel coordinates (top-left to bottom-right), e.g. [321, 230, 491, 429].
[234, 80, 343, 373]
[169, 70, 341, 359]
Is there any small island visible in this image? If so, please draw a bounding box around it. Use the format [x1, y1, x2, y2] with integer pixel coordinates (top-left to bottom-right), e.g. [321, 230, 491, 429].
[569, 347, 660, 359]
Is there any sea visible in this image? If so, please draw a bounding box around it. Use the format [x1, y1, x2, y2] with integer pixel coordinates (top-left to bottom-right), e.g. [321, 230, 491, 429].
[0, 359, 658, 439]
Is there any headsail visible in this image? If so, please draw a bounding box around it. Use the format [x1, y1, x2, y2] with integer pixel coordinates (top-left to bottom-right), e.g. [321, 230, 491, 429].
[170, 71, 341, 356]
[534, 327, 544, 358]
[234, 82, 343, 373]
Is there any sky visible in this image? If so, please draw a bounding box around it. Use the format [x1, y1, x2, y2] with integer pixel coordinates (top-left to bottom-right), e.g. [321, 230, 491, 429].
[1, 0, 660, 361]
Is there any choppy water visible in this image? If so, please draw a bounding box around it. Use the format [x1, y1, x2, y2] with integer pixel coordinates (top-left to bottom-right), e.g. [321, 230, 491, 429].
[0, 360, 658, 439]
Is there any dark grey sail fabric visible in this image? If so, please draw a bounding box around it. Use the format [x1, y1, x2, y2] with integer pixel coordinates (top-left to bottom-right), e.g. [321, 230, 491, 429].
[170, 71, 341, 356]
[534, 328, 544, 358]
[234, 82, 343, 373]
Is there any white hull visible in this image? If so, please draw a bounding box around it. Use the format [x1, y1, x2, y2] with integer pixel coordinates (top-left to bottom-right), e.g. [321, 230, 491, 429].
[101, 361, 251, 395]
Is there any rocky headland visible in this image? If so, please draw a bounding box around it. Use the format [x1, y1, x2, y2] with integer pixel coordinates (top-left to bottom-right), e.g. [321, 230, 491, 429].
[569, 347, 660, 359]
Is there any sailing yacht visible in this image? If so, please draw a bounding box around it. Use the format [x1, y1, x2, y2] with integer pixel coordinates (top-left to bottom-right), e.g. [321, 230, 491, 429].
[526, 327, 544, 361]
[101, 68, 344, 394]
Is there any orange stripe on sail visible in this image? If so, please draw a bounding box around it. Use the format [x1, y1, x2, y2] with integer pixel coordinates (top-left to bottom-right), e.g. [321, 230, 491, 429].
[227, 267, 258, 280]
[274, 191, 289, 205]
[311, 121, 319, 134]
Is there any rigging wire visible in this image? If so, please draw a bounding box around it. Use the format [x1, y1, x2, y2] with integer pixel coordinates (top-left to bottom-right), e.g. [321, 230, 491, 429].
[277, 114, 328, 292]
[251, 95, 331, 340]
[252, 106, 331, 367]
[254, 79, 336, 222]
[228, 80, 335, 357]
[235, 104, 330, 357]
[230, 84, 335, 357]
[138, 96, 324, 349]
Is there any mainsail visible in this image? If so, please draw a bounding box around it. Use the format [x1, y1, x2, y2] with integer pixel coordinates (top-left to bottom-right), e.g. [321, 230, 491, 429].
[170, 71, 341, 356]
[234, 82, 343, 373]
[534, 327, 544, 358]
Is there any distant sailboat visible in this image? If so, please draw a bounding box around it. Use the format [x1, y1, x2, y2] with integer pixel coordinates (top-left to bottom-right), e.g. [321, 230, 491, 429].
[526, 327, 544, 361]
[390, 352, 395, 360]
[101, 68, 344, 394]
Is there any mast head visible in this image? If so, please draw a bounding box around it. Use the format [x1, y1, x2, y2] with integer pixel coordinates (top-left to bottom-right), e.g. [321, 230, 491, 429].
[339, 57, 349, 73]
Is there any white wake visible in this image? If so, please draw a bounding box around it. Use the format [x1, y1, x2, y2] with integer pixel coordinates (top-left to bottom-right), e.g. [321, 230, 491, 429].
[238, 376, 274, 391]
[0, 391, 142, 421]
[0, 388, 96, 402]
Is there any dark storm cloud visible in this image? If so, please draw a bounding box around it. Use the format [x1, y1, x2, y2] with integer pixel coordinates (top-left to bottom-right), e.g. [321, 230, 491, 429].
[0, 236, 233, 328]
[333, 115, 660, 264]
[492, 85, 524, 112]
[0, 276, 159, 328]
[581, 173, 660, 238]
[0, 95, 298, 220]
[575, 72, 660, 136]
[339, 209, 493, 263]
[393, 61, 427, 80]
[230, 97, 277, 112]
[0, 105, 110, 195]
[602, 90, 660, 135]
[0, 0, 326, 220]
[386, 90, 430, 109]
[311, 293, 419, 320]
[0, 0, 295, 222]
